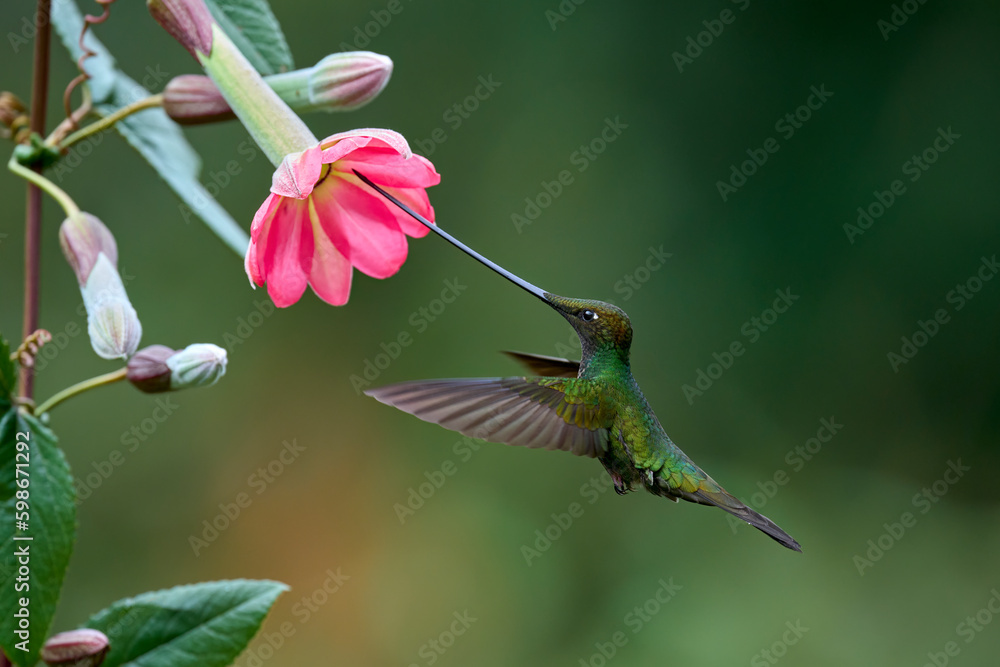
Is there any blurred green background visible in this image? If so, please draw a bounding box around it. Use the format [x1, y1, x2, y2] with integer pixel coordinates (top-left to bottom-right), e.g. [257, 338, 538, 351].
[3, 0, 1000, 665]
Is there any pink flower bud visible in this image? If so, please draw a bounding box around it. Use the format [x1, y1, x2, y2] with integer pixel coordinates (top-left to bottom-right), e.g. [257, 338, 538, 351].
[127, 344, 227, 391]
[147, 0, 214, 60]
[306, 51, 393, 112]
[162, 75, 235, 125]
[127, 345, 176, 393]
[59, 212, 118, 287]
[41, 629, 109, 666]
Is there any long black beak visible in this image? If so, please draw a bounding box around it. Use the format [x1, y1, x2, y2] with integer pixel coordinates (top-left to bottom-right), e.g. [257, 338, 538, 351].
[354, 170, 552, 305]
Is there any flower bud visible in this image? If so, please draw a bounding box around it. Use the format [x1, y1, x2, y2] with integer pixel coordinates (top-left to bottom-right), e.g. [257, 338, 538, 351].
[166, 343, 227, 389]
[147, 0, 214, 59]
[41, 629, 109, 666]
[304, 51, 393, 112]
[59, 212, 118, 286]
[0, 91, 29, 142]
[162, 74, 235, 125]
[163, 51, 392, 125]
[0, 91, 26, 126]
[126, 345, 175, 393]
[82, 255, 142, 360]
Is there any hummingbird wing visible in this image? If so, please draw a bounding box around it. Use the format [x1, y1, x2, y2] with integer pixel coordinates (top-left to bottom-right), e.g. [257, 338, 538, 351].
[502, 351, 580, 378]
[365, 377, 610, 457]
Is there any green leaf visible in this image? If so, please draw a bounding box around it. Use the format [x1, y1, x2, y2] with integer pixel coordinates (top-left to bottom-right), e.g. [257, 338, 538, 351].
[50, 0, 250, 257]
[0, 335, 15, 406]
[86, 579, 289, 667]
[0, 413, 77, 667]
[205, 0, 295, 76]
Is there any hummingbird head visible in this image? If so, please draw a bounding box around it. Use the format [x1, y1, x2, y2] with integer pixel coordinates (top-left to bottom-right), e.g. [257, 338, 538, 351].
[543, 294, 633, 362]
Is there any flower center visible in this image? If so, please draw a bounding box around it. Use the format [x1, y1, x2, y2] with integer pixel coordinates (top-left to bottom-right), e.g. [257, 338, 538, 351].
[314, 162, 333, 188]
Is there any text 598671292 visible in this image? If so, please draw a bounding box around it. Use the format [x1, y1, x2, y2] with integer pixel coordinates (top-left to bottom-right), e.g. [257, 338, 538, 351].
[13, 430, 33, 652]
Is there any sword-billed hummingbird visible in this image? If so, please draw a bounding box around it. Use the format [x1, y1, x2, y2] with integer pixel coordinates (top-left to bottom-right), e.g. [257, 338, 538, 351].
[355, 171, 801, 552]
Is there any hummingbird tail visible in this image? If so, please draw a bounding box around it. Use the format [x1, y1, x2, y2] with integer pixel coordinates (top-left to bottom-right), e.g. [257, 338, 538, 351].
[677, 487, 802, 552]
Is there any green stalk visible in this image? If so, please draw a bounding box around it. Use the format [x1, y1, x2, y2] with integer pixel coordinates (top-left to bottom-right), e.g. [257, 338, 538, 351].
[34, 367, 128, 417]
[57, 94, 164, 151]
[8, 154, 80, 217]
[200, 24, 317, 165]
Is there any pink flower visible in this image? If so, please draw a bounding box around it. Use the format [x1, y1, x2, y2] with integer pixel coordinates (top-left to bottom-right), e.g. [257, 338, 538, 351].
[245, 129, 440, 307]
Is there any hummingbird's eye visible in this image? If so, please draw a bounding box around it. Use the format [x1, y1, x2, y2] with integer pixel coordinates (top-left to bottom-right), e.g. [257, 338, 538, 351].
[581, 309, 599, 322]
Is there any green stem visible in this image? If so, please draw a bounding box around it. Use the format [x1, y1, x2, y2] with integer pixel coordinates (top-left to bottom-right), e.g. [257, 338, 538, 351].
[201, 24, 317, 165]
[34, 367, 127, 417]
[8, 153, 80, 217]
[56, 94, 164, 151]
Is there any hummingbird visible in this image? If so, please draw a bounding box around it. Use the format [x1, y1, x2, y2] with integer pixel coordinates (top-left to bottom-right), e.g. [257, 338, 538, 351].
[354, 171, 801, 552]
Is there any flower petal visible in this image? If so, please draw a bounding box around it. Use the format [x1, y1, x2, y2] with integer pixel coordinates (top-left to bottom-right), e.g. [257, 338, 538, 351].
[378, 185, 436, 238]
[271, 144, 324, 199]
[308, 202, 353, 305]
[258, 198, 314, 307]
[245, 238, 263, 286]
[313, 177, 408, 279]
[246, 194, 282, 286]
[319, 128, 412, 160]
[337, 148, 441, 188]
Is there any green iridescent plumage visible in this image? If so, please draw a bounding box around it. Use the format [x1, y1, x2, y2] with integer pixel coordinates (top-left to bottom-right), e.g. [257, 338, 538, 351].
[356, 171, 801, 552]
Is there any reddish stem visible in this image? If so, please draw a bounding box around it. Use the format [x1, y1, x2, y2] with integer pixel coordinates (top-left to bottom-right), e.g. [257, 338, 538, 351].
[21, 0, 53, 402]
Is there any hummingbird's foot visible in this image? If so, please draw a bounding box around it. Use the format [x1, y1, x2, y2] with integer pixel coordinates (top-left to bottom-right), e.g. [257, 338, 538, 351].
[610, 471, 629, 495]
[645, 469, 654, 487]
